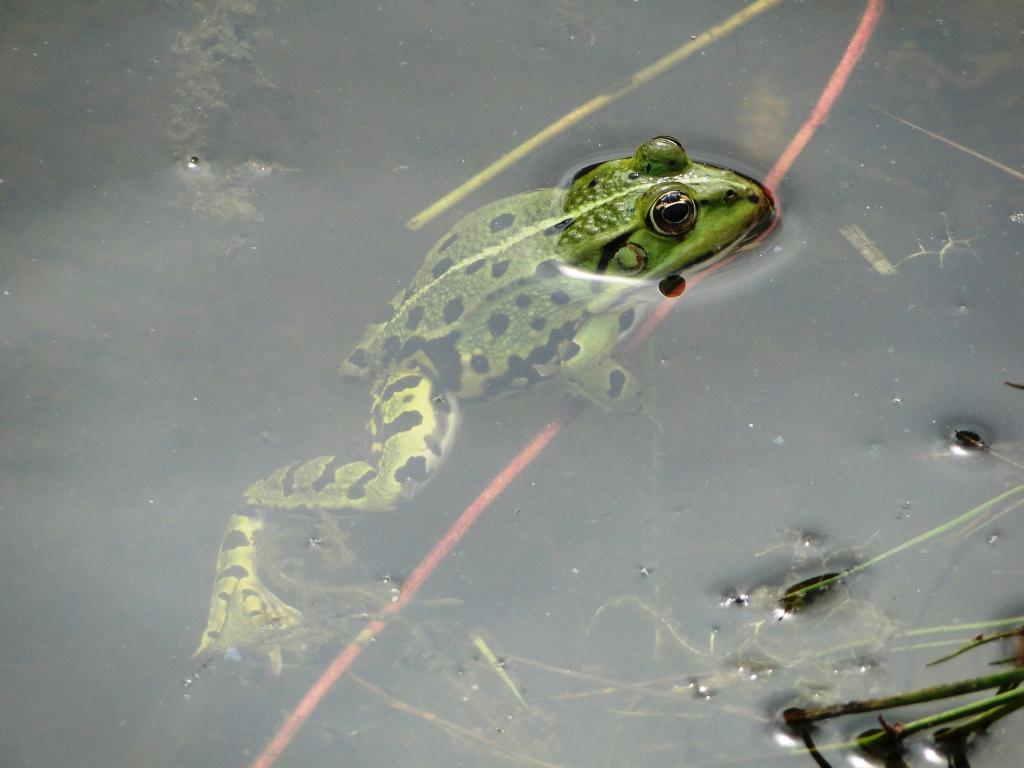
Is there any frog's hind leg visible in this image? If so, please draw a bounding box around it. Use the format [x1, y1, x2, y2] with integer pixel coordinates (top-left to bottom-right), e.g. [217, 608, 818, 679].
[246, 370, 458, 512]
[195, 511, 301, 666]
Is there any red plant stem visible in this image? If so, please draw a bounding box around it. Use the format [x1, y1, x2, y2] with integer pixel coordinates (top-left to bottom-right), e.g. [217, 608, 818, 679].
[247, 3, 884, 765]
[248, 408, 580, 768]
[764, 0, 884, 192]
[630, 0, 884, 354]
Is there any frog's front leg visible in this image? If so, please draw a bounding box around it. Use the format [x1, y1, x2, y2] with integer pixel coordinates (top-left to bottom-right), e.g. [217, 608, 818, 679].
[560, 311, 644, 412]
[246, 368, 458, 512]
[195, 510, 302, 666]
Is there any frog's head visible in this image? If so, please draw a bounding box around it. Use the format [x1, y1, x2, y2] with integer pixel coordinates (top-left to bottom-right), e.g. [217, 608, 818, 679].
[561, 136, 775, 284]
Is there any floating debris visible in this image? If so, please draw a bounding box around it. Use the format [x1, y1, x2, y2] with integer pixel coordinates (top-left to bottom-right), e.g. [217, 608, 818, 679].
[839, 224, 897, 275]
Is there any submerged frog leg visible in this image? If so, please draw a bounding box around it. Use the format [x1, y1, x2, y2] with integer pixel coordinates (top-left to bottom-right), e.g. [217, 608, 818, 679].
[245, 369, 458, 512]
[195, 511, 302, 663]
[559, 312, 643, 413]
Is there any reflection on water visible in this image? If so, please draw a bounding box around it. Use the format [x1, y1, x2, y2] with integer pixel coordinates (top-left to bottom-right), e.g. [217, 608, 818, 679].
[2, 1, 1023, 767]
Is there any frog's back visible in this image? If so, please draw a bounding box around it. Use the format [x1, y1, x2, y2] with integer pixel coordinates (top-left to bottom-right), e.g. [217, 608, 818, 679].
[341, 188, 568, 382]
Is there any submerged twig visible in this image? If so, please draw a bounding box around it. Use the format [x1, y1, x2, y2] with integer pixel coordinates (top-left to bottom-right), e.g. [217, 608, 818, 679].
[473, 635, 530, 710]
[348, 673, 569, 768]
[875, 106, 1024, 183]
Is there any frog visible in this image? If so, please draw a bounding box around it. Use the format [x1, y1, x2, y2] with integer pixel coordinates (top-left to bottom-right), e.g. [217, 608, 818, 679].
[196, 137, 775, 661]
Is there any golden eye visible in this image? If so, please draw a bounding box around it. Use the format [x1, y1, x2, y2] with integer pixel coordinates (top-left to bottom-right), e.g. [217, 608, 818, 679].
[648, 190, 696, 236]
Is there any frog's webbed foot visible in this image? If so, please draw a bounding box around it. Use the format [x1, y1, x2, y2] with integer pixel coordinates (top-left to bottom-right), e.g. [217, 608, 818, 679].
[195, 513, 301, 673]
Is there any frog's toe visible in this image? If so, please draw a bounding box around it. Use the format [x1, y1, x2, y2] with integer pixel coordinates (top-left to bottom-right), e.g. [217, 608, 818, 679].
[195, 568, 302, 663]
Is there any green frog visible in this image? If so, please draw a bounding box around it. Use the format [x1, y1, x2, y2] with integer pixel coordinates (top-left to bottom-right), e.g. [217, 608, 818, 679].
[196, 137, 774, 660]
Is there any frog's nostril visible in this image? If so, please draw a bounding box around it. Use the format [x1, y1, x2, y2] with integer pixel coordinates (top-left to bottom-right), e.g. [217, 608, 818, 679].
[723, 189, 739, 203]
[746, 193, 760, 204]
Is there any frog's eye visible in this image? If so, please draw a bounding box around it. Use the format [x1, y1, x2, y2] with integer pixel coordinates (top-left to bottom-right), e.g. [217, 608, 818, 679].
[648, 190, 696, 236]
[634, 137, 689, 175]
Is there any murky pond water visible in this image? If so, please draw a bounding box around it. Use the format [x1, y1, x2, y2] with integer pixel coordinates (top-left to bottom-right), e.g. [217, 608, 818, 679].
[2, 1, 1023, 766]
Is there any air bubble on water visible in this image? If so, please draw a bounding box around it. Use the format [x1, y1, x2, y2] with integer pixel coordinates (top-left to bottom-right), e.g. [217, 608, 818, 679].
[901, 500, 911, 510]
[186, 155, 201, 169]
[1009, 211, 1024, 224]
[772, 729, 799, 748]
[719, 590, 750, 608]
[773, 435, 784, 445]
[913, 745, 946, 765]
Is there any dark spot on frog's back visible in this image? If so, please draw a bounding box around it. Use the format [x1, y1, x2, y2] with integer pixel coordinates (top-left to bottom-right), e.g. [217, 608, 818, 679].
[491, 259, 510, 278]
[466, 258, 486, 275]
[488, 312, 510, 337]
[535, 259, 560, 278]
[489, 212, 515, 232]
[607, 369, 626, 399]
[432, 257, 454, 278]
[530, 319, 576, 365]
[550, 289, 570, 305]
[348, 348, 369, 368]
[400, 331, 463, 390]
[515, 293, 532, 308]
[618, 307, 636, 332]
[439, 233, 458, 252]
[406, 305, 424, 331]
[382, 335, 402, 361]
[470, 354, 490, 374]
[443, 296, 464, 324]
[530, 316, 547, 332]
[394, 455, 428, 484]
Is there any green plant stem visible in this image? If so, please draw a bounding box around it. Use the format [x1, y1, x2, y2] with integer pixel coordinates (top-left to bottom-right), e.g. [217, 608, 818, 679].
[927, 627, 1023, 666]
[856, 687, 1024, 750]
[788, 484, 1024, 600]
[934, 695, 1024, 742]
[785, 667, 1024, 725]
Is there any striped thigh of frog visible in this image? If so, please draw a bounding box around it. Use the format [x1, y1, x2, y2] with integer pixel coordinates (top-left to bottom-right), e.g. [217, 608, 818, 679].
[245, 368, 459, 511]
[197, 370, 457, 657]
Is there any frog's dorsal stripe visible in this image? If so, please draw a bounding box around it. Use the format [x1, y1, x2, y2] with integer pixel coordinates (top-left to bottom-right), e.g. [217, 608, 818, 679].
[435, 182, 650, 271]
